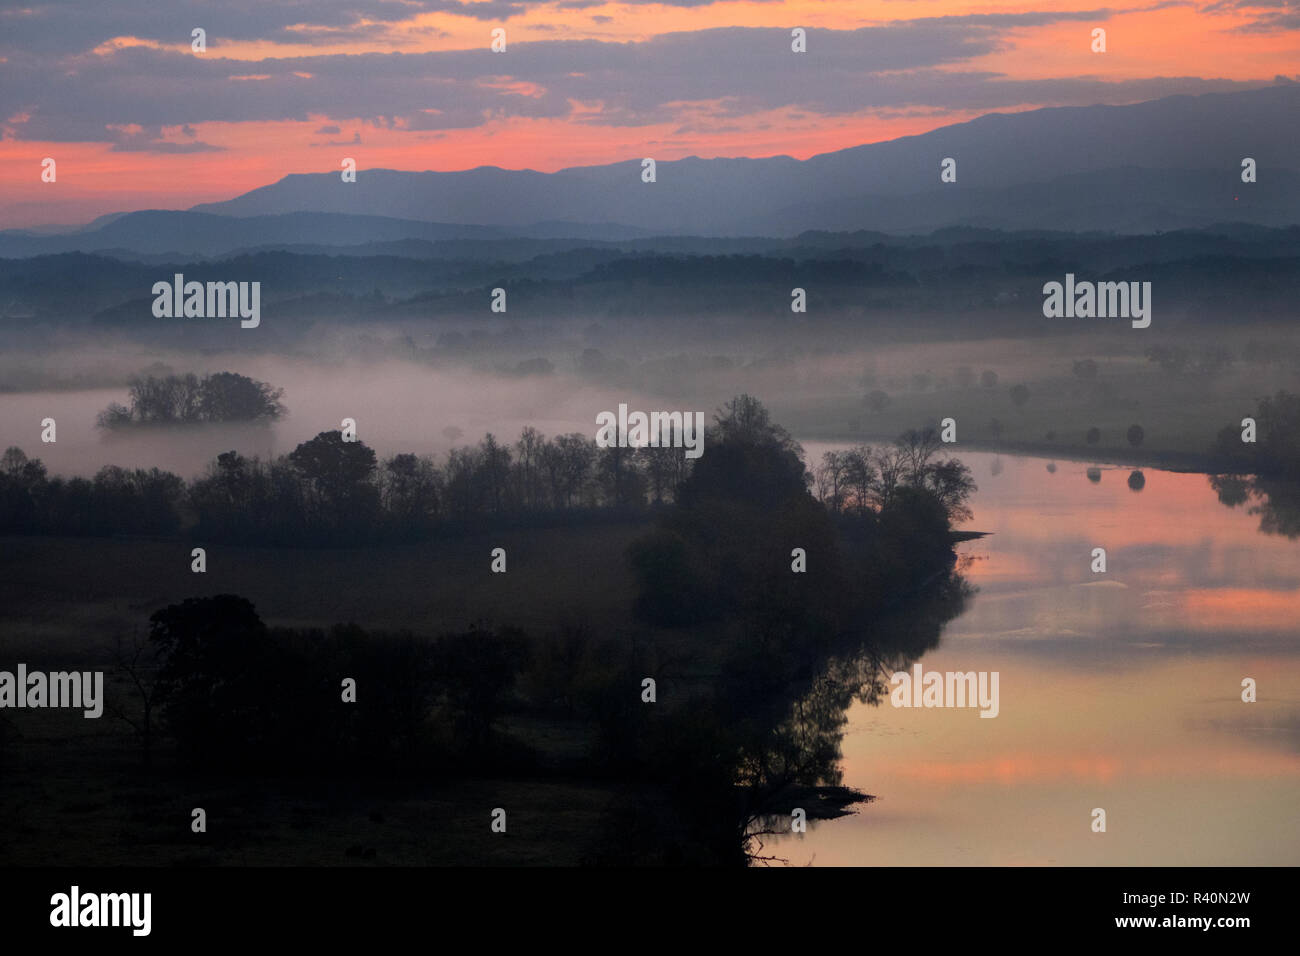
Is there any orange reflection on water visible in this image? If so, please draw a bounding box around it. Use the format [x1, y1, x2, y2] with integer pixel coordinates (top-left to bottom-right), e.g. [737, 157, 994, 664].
[778, 452, 1300, 865]
[895, 749, 1300, 786]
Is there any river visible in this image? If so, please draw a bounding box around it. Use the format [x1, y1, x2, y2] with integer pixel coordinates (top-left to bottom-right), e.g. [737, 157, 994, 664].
[775, 448, 1300, 865]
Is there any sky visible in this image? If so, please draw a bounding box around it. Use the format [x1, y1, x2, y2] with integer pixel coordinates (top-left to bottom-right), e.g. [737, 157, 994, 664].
[1, 0, 1298, 226]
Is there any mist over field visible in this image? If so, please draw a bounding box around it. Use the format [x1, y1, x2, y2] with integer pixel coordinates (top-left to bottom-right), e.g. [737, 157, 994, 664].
[5, 308, 1298, 482]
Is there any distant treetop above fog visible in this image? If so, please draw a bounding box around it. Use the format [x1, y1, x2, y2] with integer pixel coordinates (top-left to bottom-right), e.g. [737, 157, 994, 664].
[97, 371, 285, 429]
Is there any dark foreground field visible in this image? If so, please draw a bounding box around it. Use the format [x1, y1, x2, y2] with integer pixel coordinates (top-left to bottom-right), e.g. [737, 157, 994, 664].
[1, 524, 657, 865]
[1, 522, 648, 657]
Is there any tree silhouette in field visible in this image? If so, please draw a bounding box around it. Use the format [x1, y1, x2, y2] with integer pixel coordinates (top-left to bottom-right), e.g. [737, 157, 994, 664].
[199, 372, 285, 422]
[149, 595, 281, 768]
[1127, 424, 1145, 448]
[429, 628, 529, 750]
[97, 371, 284, 428]
[109, 628, 167, 769]
[290, 430, 381, 532]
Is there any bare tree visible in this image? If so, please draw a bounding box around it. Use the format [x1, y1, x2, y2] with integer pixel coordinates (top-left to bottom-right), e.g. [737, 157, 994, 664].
[814, 450, 850, 512]
[108, 628, 166, 770]
[895, 427, 942, 483]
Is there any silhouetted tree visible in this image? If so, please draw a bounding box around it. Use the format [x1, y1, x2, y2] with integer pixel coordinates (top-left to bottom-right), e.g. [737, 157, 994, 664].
[197, 371, 284, 422]
[430, 628, 529, 750]
[379, 453, 441, 536]
[108, 629, 166, 769]
[597, 444, 647, 508]
[98, 371, 284, 428]
[149, 595, 282, 767]
[289, 430, 380, 536]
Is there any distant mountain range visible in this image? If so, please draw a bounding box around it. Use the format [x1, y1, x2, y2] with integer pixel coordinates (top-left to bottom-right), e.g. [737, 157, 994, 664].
[2, 84, 1298, 259]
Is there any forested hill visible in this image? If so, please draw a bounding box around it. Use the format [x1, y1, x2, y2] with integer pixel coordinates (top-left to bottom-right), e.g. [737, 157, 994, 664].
[2, 226, 1298, 329]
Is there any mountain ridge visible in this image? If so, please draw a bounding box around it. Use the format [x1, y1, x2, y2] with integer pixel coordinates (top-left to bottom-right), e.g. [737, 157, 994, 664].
[2, 84, 1297, 257]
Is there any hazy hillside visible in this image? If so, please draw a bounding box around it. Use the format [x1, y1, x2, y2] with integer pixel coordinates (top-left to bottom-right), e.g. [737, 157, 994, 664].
[1, 86, 1295, 261]
[186, 85, 1300, 236]
[4, 226, 1299, 334]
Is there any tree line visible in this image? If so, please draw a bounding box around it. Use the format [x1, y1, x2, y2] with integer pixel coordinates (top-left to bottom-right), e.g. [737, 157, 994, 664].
[2, 397, 976, 548]
[0, 425, 690, 543]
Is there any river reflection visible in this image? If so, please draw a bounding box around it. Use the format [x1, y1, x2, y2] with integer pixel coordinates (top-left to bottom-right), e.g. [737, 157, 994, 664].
[774, 451, 1300, 865]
